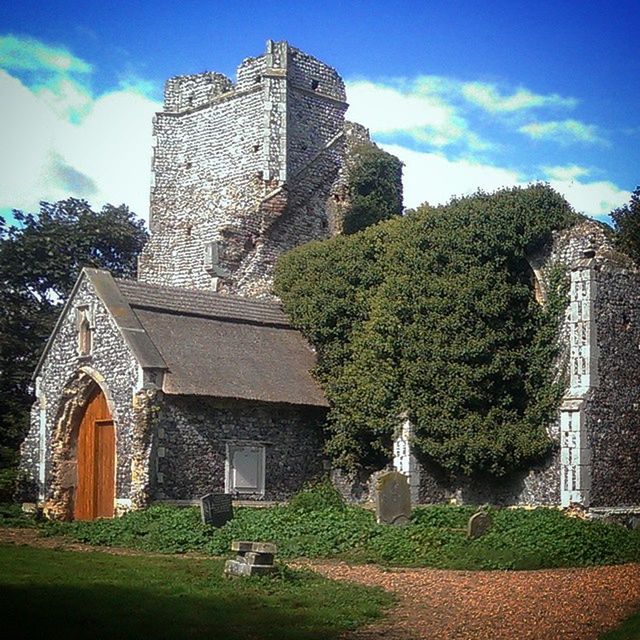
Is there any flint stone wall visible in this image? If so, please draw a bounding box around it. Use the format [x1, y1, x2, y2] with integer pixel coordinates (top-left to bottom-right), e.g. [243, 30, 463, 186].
[138, 40, 351, 299]
[19, 275, 139, 504]
[589, 267, 640, 506]
[154, 396, 326, 501]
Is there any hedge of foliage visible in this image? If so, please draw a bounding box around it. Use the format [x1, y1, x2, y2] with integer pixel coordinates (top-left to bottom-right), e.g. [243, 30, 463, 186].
[35, 483, 640, 570]
[275, 185, 578, 476]
[342, 143, 403, 234]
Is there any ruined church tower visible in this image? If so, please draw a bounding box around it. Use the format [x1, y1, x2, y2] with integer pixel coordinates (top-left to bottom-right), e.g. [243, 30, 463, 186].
[138, 40, 358, 297]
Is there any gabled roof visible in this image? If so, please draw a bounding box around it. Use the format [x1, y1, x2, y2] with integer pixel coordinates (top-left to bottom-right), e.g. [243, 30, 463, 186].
[115, 278, 289, 327]
[36, 268, 328, 408]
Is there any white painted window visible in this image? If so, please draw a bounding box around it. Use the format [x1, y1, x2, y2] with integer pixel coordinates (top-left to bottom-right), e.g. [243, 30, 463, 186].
[225, 444, 265, 496]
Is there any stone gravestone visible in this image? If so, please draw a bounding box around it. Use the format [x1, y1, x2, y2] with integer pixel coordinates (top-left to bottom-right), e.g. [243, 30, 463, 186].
[200, 493, 233, 527]
[467, 511, 491, 539]
[376, 471, 411, 525]
[225, 540, 277, 577]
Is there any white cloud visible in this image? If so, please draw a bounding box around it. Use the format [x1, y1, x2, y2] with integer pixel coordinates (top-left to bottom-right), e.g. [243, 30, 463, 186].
[62, 89, 159, 217]
[383, 142, 629, 218]
[33, 76, 93, 121]
[0, 69, 159, 221]
[547, 179, 630, 217]
[461, 82, 576, 112]
[0, 34, 92, 74]
[519, 119, 607, 146]
[345, 79, 485, 150]
[0, 41, 628, 228]
[380, 144, 521, 209]
[542, 164, 591, 182]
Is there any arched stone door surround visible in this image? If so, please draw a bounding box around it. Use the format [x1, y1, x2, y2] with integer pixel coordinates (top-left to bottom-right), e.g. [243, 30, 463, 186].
[45, 370, 117, 520]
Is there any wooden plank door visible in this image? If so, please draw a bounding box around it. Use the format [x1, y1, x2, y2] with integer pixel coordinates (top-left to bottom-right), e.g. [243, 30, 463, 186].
[94, 419, 115, 518]
[74, 387, 115, 520]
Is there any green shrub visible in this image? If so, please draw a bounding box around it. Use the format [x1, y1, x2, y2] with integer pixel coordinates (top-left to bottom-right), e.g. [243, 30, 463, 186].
[288, 479, 346, 512]
[275, 185, 577, 477]
[0, 467, 17, 503]
[43, 494, 640, 571]
[0, 502, 39, 527]
[342, 143, 403, 235]
[45, 504, 213, 553]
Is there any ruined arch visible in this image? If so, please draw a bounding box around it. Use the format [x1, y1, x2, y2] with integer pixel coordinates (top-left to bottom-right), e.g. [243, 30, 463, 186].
[44, 369, 117, 520]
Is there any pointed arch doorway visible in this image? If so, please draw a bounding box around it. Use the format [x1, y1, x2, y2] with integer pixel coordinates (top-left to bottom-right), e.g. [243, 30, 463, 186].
[74, 384, 115, 520]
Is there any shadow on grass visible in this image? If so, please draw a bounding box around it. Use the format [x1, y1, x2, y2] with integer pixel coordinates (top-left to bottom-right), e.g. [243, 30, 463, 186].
[2, 583, 323, 640]
[599, 608, 640, 640]
[0, 546, 390, 640]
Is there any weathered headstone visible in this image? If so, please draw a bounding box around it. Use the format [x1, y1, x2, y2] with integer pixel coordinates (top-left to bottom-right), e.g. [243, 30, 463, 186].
[467, 511, 491, 539]
[376, 471, 411, 525]
[200, 493, 233, 527]
[225, 540, 277, 577]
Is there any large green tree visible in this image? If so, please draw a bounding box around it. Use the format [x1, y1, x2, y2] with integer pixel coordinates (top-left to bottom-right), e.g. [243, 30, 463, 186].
[275, 184, 577, 477]
[611, 186, 640, 264]
[0, 198, 147, 487]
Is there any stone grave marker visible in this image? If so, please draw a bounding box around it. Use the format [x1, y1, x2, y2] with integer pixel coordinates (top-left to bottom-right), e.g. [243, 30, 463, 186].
[467, 511, 491, 539]
[225, 540, 277, 577]
[376, 470, 411, 525]
[200, 493, 233, 527]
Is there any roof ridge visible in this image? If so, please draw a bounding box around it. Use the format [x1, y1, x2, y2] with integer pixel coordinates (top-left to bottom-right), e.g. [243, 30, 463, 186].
[114, 278, 290, 327]
[114, 277, 284, 308]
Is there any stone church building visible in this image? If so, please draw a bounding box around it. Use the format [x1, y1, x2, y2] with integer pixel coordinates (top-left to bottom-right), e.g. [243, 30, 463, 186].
[20, 41, 640, 520]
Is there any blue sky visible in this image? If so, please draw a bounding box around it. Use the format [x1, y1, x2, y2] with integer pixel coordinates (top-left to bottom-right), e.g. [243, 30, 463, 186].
[1, 0, 638, 224]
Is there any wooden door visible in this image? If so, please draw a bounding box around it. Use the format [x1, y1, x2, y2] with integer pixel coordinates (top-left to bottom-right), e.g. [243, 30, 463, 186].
[74, 387, 115, 520]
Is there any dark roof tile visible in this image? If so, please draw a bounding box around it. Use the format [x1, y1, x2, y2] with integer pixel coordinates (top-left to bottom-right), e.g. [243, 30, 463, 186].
[113, 277, 327, 407]
[115, 278, 289, 326]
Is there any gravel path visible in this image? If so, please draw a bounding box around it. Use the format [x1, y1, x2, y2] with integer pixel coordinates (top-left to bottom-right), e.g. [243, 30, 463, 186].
[299, 560, 640, 640]
[3, 528, 639, 639]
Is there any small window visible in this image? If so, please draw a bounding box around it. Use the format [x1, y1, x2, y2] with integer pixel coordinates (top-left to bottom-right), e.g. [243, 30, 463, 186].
[311, 79, 319, 91]
[76, 306, 93, 356]
[225, 444, 265, 496]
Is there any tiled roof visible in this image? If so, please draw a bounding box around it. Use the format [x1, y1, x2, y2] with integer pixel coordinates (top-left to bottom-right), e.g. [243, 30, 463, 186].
[110, 275, 327, 407]
[114, 278, 289, 327]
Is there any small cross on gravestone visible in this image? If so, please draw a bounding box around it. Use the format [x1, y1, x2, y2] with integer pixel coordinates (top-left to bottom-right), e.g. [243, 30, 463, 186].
[200, 493, 233, 527]
[376, 471, 412, 526]
[467, 511, 491, 539]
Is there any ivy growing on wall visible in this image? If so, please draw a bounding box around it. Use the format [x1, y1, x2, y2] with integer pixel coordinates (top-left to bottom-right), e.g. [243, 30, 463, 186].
[275, 184, 576, 478]
[342, 143, 403, 235]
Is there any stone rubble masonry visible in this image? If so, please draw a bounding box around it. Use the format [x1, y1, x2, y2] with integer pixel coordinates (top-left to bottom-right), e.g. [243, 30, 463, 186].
[21, 39, 640, 516]
[153, 395, 326, 502]
[19, 274, 141, 515]
[138, 39, 368, 299]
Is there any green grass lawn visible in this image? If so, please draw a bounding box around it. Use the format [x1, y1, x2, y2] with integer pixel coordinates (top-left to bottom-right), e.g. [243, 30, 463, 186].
[600, 608, 640, 640]
[0, 544, 392, 640]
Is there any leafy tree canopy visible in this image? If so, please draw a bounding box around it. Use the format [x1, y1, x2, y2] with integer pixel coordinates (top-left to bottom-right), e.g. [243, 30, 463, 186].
[342, 143, 403, 235]
[275, 184, 577, 477]
[0, 199, 147, 470]
[611, 186, 640, 264]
